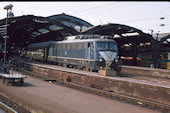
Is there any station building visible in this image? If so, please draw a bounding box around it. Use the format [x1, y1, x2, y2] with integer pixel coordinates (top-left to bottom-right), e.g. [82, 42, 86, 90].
[0, 13, 170, 69]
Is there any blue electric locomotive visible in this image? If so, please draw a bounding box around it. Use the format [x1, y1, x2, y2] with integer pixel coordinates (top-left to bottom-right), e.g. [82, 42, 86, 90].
[26, 35, 120, 72]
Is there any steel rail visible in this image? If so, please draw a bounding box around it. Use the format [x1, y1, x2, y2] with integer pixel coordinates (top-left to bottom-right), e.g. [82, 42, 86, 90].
[0, 102, 18, 113]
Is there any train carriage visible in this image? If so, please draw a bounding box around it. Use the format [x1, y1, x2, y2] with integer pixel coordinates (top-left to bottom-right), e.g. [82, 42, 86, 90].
[26, 41, 54, 62]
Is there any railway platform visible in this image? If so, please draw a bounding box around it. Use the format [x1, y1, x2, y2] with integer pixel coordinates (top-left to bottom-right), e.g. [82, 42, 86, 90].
[20, 61, 170, 107]
[0, 74, 162, 113]
[0, 58, 170, 112]
[121, 65, 170, 78]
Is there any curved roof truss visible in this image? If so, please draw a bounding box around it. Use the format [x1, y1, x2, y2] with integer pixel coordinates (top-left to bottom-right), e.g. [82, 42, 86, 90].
[0, 15, 78, 47]
[81, 23, 154, 46]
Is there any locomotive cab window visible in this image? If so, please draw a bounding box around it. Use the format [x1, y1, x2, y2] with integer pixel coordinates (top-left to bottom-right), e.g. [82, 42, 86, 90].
[96, 42, 117, 51]
[109, 42, 117, 51]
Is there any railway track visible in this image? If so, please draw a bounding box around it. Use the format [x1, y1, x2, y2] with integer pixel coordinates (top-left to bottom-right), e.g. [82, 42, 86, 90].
[24, 70, 170, 113]
[0, 101, 18, 113]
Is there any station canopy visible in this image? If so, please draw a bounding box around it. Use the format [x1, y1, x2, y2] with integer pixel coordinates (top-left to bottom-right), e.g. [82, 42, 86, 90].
[0, 13, 154, 49]
[160, 34, 170, 51]
[48, 13, 93, 32]
[81, 23, 154, 47]
[0, 15, 78, 47]
[0, 13, 159, 66]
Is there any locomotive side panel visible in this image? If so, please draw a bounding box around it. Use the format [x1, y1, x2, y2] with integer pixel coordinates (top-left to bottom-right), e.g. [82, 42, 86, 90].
[48, 41, 96, 69]
[47, 39, 119, 71]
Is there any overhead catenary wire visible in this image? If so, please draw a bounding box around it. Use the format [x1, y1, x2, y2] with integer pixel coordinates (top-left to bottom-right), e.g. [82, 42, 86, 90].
[67, 2, 170, 26]
[70, 2, 120, 15]
[116, 15, 170, 24]
[9, 2, 170, 25]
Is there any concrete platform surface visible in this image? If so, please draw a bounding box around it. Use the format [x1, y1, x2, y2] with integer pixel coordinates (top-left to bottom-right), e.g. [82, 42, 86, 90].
[121, 65, 170, 78]
[23, 62, 170, 105]
[0, 76, 161, 113]
[28, 62, 170, 88]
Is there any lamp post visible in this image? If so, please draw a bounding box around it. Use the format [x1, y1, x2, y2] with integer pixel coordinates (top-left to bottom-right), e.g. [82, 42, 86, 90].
[3, 4, 13, 68]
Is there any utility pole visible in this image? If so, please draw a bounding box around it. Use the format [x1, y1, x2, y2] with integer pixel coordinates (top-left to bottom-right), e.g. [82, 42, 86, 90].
[3, 4, 13, 70]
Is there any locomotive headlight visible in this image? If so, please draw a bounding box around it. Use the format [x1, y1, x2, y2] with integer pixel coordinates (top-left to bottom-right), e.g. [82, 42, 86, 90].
[99, 59, 103, 62]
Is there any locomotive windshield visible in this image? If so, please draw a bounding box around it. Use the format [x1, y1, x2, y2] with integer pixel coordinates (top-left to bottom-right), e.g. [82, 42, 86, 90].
[96, 42, 117, 51]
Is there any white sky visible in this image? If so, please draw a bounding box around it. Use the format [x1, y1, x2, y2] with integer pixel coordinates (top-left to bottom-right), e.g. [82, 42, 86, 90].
[0, 1, 170, 34]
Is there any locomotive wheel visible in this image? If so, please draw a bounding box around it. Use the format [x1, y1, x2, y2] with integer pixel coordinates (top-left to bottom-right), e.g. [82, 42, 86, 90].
[82, 67, 86, 71]
[91, 69, 97, 72]
[85, 67, 90, 71]
[89, 68, 92, 71]
[73, 65, 78, 69]
[77, 66, 83, 70]
[68, 64, 73, 68]
[62, 64, 67, 67]
[66, 64, 69, 68]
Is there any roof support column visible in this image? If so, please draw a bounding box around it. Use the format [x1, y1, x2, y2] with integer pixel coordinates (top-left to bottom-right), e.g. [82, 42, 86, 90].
[132, 42, 137, 66]
[151, 39, 158, 68]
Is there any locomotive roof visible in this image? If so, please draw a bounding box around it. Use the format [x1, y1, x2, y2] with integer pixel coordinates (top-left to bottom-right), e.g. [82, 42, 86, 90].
[64, 34, 111, 40]
[55, 38, 117, 44]
[27, 38, 117, 49]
